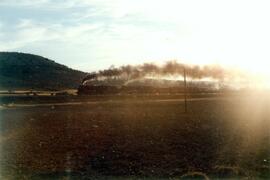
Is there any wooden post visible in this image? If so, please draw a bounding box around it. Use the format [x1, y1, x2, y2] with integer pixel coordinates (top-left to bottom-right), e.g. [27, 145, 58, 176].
[184, 67, 187, 113]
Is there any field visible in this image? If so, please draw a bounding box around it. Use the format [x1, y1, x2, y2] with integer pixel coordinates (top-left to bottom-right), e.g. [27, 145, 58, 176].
[0, 93, 270, 179]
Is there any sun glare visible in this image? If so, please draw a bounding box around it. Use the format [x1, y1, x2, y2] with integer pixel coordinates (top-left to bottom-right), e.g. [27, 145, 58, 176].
[113, 0, 270, 90]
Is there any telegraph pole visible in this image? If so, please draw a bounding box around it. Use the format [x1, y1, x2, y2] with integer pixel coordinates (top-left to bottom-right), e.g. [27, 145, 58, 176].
[184, 67, 187, 113]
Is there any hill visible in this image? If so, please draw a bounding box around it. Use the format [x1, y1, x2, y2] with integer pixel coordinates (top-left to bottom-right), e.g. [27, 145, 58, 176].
[0, 52, 87, 90]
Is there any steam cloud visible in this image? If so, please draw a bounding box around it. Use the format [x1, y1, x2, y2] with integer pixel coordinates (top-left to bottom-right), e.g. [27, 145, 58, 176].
[82, 61, 244, 84]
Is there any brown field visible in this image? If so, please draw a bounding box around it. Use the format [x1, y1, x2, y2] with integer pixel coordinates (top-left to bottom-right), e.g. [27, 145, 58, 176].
[0, 93, 270, 179]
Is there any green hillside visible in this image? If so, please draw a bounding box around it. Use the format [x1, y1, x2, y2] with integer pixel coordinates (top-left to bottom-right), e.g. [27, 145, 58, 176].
[0, 52, 87, 90]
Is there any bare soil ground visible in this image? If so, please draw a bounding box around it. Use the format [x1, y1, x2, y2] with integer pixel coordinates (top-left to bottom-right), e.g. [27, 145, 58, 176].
[0, 94, 269, 179]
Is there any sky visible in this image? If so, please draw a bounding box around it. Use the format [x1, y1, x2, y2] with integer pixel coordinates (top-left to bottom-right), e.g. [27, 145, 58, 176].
[1, 0, 270, 76]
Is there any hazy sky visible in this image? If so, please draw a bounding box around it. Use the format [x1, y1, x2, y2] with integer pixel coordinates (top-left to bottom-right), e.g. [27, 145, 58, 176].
[1, 0, 270, 75]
